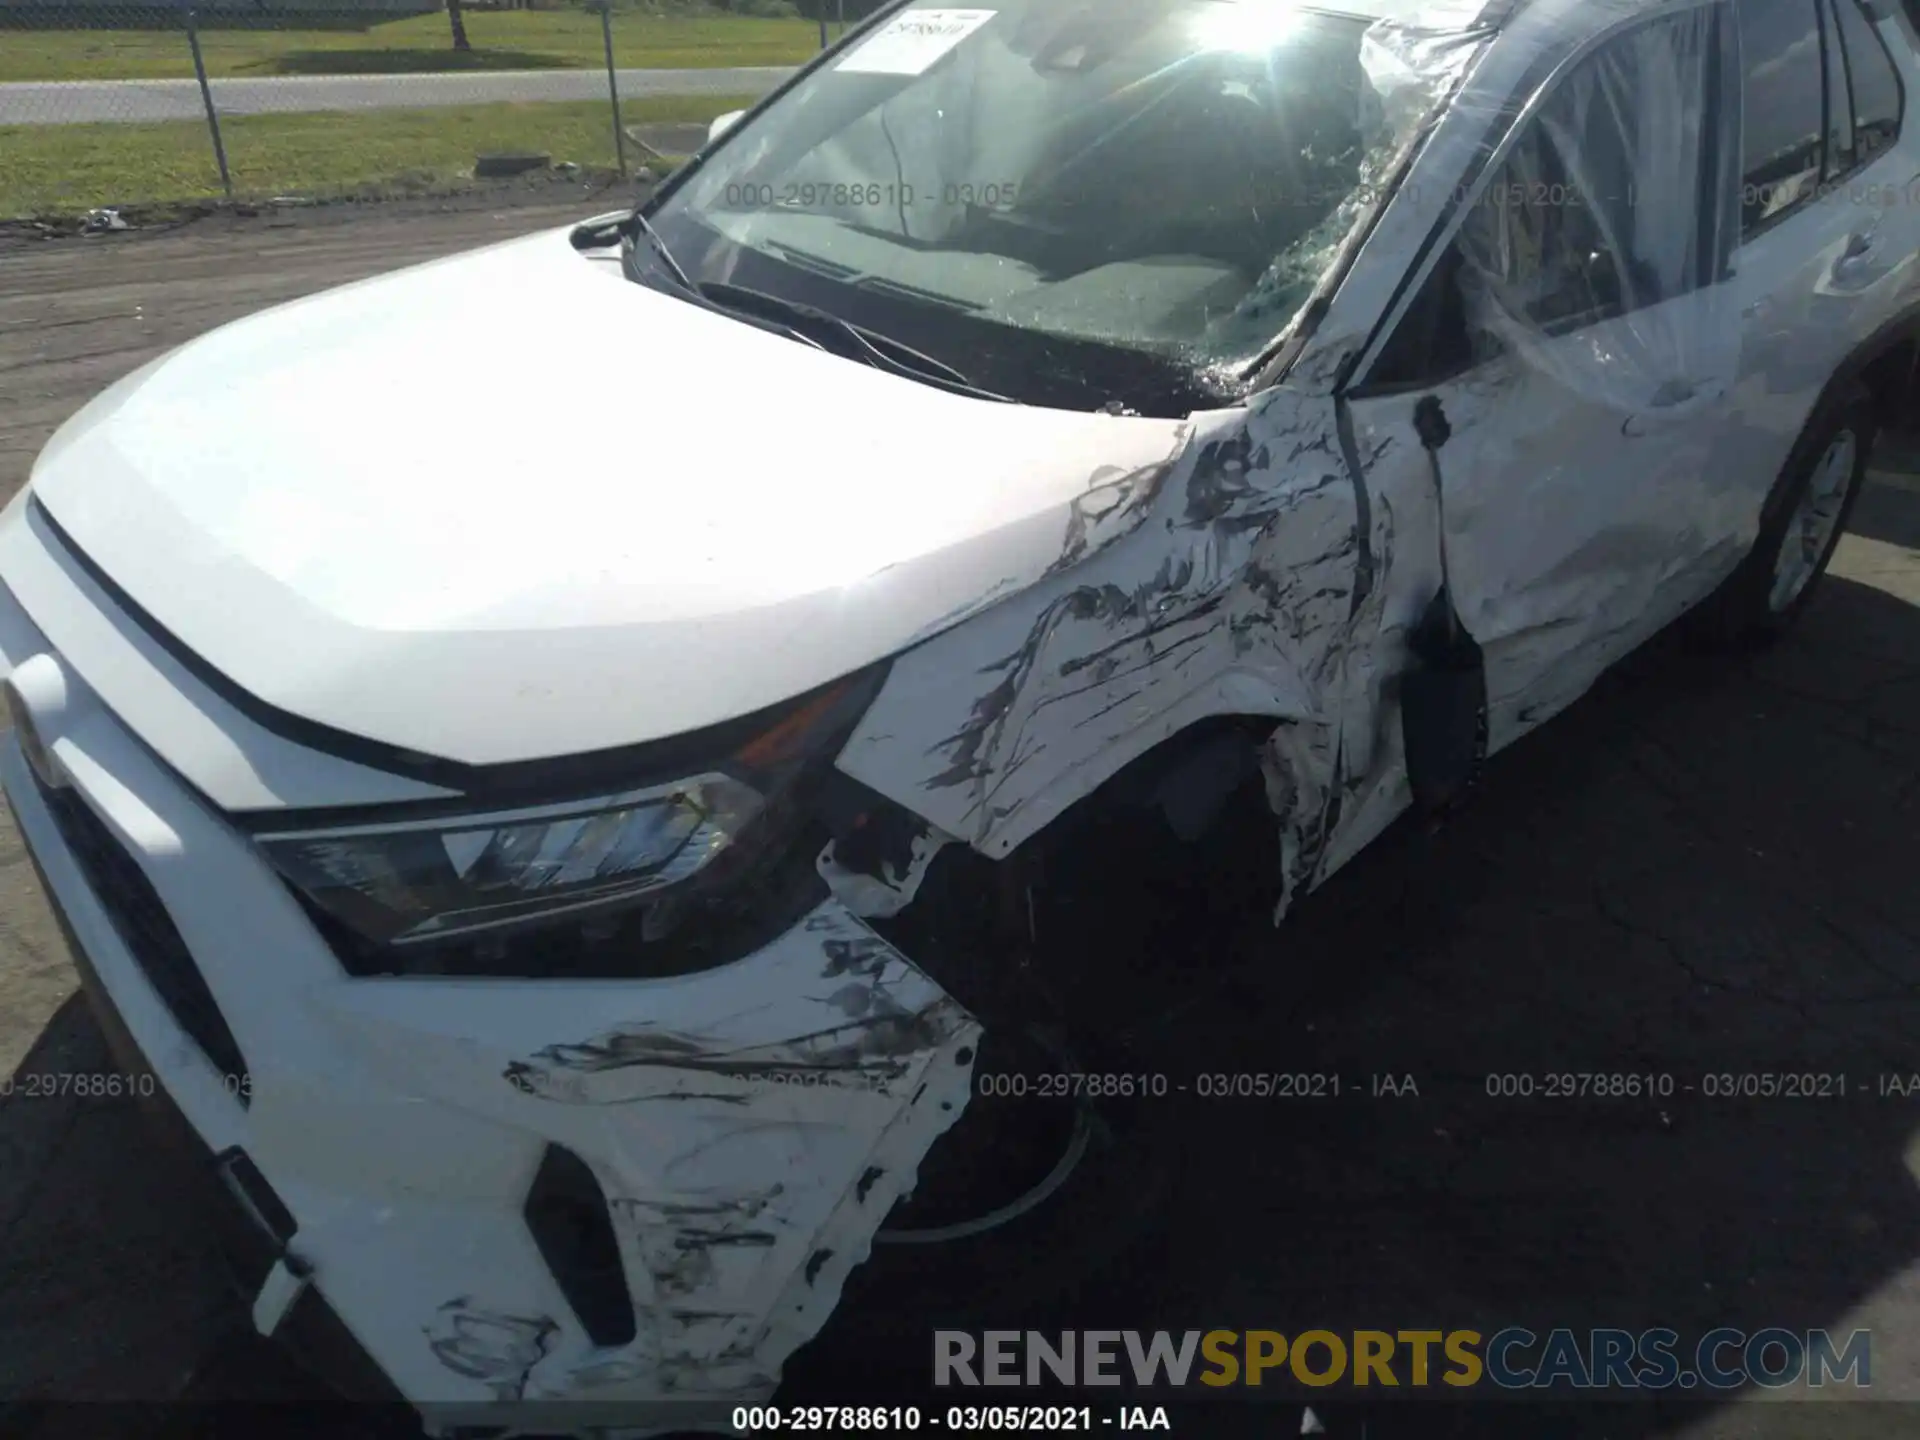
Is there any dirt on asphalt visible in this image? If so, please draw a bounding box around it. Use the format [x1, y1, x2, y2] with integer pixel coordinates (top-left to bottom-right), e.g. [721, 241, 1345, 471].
[3, 195, 1920, 1440]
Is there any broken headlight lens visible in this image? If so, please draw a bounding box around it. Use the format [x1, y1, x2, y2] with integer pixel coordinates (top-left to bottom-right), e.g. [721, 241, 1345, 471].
[257, 773, 764, 948]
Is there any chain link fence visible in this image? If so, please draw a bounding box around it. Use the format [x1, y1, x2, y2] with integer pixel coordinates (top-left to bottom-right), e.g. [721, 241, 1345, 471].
[0, 0, 877, 221]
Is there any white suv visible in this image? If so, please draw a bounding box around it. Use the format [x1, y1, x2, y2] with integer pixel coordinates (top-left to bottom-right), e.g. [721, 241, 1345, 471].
[4, 0, 1918, 1429]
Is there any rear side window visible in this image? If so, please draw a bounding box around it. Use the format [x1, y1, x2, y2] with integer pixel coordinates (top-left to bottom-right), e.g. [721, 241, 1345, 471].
[1739, 0, 1827, 232]
[1832, 0, 1905, 164]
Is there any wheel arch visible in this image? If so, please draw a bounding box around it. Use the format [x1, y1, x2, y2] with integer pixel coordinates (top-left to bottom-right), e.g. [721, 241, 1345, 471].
[836, 656, 1328, 864]
[1813, 302, 1920, 444]
[1852, 329, 1920, 438]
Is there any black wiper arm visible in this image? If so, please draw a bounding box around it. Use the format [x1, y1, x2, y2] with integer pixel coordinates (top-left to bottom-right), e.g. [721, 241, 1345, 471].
[570, 207, 699, 295]
[700, 282, 962, 381]
[578, 210, 829, 353]
[695, 281, 1011, 402]
[626, 208, 697, 294]
[578, 215, 1005, 397]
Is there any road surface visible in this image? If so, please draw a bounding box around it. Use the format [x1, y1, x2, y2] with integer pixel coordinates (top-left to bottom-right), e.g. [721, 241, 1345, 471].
[0, 64, 794, 126]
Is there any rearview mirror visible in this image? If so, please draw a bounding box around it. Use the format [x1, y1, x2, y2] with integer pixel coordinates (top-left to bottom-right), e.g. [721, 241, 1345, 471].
[707, 110, 746, 145]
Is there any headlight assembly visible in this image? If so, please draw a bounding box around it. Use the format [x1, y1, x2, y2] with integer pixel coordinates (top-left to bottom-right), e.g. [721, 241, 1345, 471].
[258, 773, 765, 947]
[255, 666, 887, 973]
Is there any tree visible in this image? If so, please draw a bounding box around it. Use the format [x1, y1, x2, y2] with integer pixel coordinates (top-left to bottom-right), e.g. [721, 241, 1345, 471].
[446, 0, 472, 52]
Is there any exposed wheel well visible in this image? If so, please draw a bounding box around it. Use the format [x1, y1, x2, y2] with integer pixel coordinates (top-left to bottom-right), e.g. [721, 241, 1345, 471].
[1852, 332, 1920, 439]
[1018, 713, 1280, 855]
[872, 714, 1288, 1023]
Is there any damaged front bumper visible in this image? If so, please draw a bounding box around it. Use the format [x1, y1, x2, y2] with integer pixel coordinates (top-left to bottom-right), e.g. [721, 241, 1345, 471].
[0, 627, 980, 1432]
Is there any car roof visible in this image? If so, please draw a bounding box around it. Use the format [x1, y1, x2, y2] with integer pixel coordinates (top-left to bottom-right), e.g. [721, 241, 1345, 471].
[1303, 0, 1512, 27]
[1307, 0, 1719, 52]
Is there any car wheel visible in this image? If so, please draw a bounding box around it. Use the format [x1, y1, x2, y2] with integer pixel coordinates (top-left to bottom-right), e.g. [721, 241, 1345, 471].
[839, 1025, 1175, 1311]
[1689, 382, 1875, 650]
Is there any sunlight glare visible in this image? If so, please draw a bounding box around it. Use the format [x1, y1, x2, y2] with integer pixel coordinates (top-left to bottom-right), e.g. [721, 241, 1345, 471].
[1189, 0, 1307, 54]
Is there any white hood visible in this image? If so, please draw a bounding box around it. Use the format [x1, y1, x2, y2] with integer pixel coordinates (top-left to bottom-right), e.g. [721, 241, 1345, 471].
[27, 228, 1190, 767]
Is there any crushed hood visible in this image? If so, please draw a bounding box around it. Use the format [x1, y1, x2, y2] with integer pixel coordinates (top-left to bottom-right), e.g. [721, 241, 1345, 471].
[27, 227, 1190, 767]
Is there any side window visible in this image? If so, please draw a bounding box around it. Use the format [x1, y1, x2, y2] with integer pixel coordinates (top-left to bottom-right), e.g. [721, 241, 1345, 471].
[1457, 7, 1730, 332]
[1739, 0, 1828, 233]
[1832, 0, 1906, 165]
[1367, 249, 1485, 389]
[1455, 98, 1628, 334]
[1365, 5, 1734, 390]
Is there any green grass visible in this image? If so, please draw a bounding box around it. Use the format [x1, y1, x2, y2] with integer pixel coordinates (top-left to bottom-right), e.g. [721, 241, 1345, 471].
[0, 13, 820, 83]
[0, 92, 745, 218]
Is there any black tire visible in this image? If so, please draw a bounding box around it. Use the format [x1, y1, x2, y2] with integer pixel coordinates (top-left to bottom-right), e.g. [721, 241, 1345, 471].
[1688, 382, 1876, 650]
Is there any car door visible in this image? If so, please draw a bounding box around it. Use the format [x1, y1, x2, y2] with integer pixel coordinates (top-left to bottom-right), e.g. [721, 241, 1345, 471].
[1714, 0, 1920, 517]
[1337, 0, 1745, 755]
[1872, 0, 1920, 288]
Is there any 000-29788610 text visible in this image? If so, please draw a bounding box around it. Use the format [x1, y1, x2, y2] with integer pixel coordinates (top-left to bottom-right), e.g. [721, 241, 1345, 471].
[731, 1405, 1109, 1431]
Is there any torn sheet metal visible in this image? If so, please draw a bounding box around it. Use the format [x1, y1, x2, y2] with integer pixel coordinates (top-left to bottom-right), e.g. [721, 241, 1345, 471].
[1346, 332, 1750, 767]
[840, 390, 1392, 921]
[282, 899, 978, 1425]
[425, 1300, 561, 1403]
[817, 827, 956, 921]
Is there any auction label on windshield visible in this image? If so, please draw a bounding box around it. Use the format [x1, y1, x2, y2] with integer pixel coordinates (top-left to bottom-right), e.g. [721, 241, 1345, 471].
[836, 8, 997, 74]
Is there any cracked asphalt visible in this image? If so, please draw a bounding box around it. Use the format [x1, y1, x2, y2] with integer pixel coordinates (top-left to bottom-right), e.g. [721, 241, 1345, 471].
[2, 196, 1920, 1439]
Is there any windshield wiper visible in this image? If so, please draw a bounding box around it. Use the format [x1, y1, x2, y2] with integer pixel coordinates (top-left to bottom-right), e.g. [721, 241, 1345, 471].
[625, 209, 698, 294]
[575, 215, 1007, 399]
[695, 281, 1013, 403]
[572, 207, 703, 295]
[576, 210, 829, 353]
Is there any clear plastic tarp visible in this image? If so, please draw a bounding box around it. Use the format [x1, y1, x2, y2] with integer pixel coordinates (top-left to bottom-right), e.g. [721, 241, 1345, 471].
[1360, 12, 1498, 159]
[1448, 0, 1745, 414]
[1225, 11, 1496, 364]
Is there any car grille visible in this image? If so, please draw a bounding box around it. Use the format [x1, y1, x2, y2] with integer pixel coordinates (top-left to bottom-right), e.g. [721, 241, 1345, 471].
[36, 775, 252, 1106]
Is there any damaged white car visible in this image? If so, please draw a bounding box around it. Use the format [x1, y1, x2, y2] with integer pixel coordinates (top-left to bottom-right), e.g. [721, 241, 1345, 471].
[6, 0, 1920, 1429]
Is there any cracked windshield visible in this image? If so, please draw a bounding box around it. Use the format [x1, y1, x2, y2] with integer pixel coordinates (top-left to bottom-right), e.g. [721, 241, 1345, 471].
[647, 0, 1408, 411]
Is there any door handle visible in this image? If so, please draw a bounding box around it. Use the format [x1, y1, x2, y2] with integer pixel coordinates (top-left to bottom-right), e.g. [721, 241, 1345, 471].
[1832, 232, 1884, 285]
[1622, 380, 1720, 436]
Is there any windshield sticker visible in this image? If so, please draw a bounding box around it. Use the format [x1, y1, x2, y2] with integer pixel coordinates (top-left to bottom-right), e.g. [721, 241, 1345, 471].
[835, 9, 997, 75]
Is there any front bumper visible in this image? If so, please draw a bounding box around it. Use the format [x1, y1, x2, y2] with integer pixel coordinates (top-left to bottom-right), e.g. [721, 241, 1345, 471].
[0, 542, 980, 1430]
[23, 829, 408, 1408]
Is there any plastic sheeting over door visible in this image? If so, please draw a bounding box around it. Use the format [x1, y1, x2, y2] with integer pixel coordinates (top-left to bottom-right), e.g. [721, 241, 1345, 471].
[1452, 0, 1745, 413]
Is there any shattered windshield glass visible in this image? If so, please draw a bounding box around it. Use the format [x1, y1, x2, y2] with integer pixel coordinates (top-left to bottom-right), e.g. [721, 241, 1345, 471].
[646, 0, 1419, 412]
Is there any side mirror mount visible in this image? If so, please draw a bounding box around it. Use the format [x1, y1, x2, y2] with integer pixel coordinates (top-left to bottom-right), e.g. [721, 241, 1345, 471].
[707, 110, 746, 145]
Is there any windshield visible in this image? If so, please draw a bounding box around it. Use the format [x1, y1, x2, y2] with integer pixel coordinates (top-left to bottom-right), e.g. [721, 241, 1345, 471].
[645, 0, 1405, 414]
